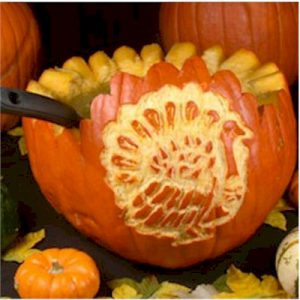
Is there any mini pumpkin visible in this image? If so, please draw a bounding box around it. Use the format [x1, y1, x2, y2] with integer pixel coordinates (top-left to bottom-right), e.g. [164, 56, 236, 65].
[23, 43, 296, 268]
[0, 2, 40, 131]
[14, 248, 100, 298]
[159, 2, 298, 85]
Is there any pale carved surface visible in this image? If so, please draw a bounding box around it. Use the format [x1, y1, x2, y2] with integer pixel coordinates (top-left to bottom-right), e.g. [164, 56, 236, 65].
[101, 83, 253, 245]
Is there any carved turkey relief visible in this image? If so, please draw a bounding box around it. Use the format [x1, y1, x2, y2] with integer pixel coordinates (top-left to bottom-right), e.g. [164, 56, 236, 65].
[101, 82, 253, 245]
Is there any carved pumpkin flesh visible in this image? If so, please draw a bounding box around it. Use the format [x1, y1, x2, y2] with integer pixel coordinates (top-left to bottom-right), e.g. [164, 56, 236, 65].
[23, 43, 297, 268]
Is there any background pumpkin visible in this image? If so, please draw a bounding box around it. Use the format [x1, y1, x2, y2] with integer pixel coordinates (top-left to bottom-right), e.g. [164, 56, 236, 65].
[288, 170, 298, 208]
[159, 2, 298, 85]
[22, 44, 296, 269]
[0, 2, 40, 131]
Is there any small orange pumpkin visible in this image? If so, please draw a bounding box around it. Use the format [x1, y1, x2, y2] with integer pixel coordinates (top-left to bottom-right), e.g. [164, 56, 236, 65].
[14, 248, 100, 298]
[0, 3, 40, 131]
[159, 2, 298, 85]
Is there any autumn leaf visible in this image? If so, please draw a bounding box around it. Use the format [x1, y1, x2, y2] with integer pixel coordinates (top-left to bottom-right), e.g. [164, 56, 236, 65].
[2, 229, 45, 263]
[152, 282, 191, 298]
[265, 198, 295, 231]
[213, 274, 231, 293]
[7, 127, 23, 137]
[7, 127, 28, 155]
[109, 276, 191, 299]
[213, 265, 290, 298]
[111, 284, 142, 299]
[109, 276, 160, 299]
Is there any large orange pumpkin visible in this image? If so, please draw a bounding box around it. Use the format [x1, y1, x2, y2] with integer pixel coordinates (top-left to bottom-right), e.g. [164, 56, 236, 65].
[0, 3, 40, 131]
[159, 2, 298, 85]
[23, 43, 296, 268]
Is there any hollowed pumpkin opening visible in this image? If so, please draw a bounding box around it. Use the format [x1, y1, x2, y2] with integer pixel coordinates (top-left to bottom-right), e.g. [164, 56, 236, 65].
[26, 43, 287, 121]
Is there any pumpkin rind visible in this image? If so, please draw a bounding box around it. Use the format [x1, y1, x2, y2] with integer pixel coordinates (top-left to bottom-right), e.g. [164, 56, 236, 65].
[159, 2, 298, 85]
[23, 44, 296, 268]
[14, 248, 100, 298]
[288, 170, 298, 208]
[0, 3, 40, 131]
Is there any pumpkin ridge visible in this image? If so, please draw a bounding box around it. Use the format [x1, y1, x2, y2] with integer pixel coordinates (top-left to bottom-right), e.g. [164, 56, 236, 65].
[275, 3, 283, 71]
[160, 3, 298, 84]
[5, 4, 22, 87]
[2, 5, 33, 77]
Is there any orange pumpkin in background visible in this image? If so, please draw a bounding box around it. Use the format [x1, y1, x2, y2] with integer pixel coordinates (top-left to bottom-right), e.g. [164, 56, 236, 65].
[288, 170, 298, 208]
[23, 43, 296, 268]
[159, 2, 298, 85]
[0, 2, 40, 131]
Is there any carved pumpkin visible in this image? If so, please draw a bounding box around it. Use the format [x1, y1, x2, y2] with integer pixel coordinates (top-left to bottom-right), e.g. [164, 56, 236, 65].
[0, 2, 40, 131]
[159, 2, 298, 85]
[23, 43, 296, 268]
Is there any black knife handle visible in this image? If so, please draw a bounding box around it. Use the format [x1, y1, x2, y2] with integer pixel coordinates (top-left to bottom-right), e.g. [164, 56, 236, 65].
[1, 87, 81, 128]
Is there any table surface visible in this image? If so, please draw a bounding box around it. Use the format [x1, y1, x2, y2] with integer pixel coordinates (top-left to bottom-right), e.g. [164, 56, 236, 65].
[1, 133, 298, 298]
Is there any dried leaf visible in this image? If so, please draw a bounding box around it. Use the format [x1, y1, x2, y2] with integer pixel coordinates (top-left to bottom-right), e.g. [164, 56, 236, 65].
[138, 276, 160, 298]
[7, 127, 28, 155]
[2, 229, 45, 263]
[152, 282, 190, 299]
[109, 276, 160, 299]
[264, 199, 295, 231]
[108, 278, 140, 291]
[7, 127, 23, 137]
[273, 198, 295, 212]
[112, 284, 142, 299]
[213, 265, 290, 298]
[265, 211, 287, 231]
[18, 137, 28, 156]
[213, 274, 231, 292]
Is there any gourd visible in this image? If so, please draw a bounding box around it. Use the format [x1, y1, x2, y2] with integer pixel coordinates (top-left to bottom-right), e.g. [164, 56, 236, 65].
[0, 2, 40, 131]
[159, 2, 298, 85]
[22, 43, 296, 268]
[14, 248, 100, 298]
[275, 227, 298, 297]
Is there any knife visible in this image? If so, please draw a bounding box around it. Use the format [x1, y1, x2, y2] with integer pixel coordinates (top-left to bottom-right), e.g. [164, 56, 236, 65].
[1, 87, 81, 128]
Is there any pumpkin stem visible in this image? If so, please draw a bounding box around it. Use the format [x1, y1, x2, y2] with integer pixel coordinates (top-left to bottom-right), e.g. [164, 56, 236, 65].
[49, 261, 64, 274]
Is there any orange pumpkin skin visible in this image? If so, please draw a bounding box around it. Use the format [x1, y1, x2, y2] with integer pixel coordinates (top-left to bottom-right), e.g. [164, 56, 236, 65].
[14, 248, 100, 298]
[23, 56, 296, 269]
[288, 170, 298, 208]
[159, 2, 298, 85]
[0, 3, 40, 131]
